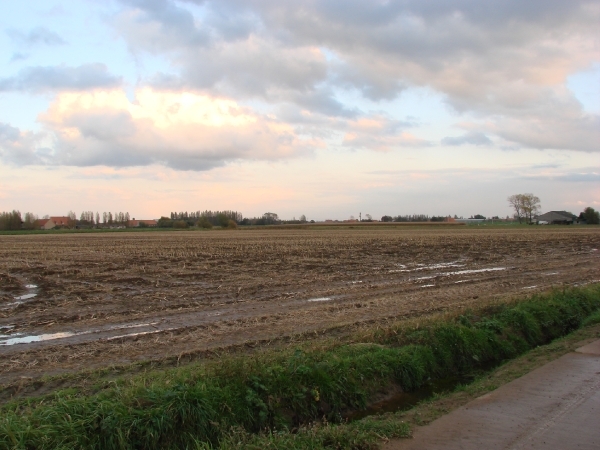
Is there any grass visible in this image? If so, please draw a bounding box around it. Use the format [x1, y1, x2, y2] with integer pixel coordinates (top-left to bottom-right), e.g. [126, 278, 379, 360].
[1, 284, 599, 449]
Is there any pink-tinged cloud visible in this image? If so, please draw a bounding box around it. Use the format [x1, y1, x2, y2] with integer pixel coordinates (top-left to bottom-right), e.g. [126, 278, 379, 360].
[15, 88, 320, 170]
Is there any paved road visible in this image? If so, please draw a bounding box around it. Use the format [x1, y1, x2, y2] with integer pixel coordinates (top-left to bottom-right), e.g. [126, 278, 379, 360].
[386, 339, 600, 450]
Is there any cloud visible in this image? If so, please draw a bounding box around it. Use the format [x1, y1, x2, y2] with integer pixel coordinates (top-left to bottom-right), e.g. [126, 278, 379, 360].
[7, 26, 66, 46]
[0, 122, 50, 166]
[114, 0, 211, 53]
[442, 132, 492, 146]
[110, 0, 599, 153]
[342, 116, 430, 151]
[0, 64, 122, 93]
[0, 88, 319, 170]
[9, 52, 29, 62]
[522, 171, 600, 183]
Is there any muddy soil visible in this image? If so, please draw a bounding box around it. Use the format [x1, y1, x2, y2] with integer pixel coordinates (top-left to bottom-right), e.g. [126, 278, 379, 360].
[0, 227, 598, 386]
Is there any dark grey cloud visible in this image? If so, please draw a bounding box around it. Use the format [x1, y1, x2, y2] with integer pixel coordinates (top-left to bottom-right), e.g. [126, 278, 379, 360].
[7, 26, 66, 46]
[109, 0, 599, 153]
[0, 122, 51, 166]
[0, 64, 122, 93]
[288, 88, 358, 118]
[442, 132, 493, 146]
[115, 0, 210, 53]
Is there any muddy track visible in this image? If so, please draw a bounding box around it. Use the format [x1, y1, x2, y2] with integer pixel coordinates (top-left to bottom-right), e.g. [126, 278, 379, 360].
[0, 227, 598, 385]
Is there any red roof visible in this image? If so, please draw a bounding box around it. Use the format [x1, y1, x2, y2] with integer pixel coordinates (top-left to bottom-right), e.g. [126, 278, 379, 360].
[50, 217, 71, 225]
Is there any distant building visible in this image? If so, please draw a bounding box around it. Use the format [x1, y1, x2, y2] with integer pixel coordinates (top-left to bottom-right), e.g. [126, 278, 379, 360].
[36, 219, 50, 229]
[127, 218, 158, 227]
[43, 217, 71, 229]
[536, 211, 577, 225]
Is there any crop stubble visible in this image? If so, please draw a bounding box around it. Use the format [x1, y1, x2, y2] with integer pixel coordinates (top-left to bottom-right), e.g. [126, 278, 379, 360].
[0, 226, 598, 384]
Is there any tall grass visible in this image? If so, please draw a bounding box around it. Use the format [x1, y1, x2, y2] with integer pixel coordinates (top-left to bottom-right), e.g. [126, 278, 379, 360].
[1, 285, 599, 450]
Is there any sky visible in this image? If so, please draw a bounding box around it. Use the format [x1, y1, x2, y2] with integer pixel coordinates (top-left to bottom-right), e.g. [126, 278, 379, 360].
[0, 0, 598, 221]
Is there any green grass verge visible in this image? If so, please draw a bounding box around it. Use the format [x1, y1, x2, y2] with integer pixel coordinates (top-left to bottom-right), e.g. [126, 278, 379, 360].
[1, 285, 599, 450]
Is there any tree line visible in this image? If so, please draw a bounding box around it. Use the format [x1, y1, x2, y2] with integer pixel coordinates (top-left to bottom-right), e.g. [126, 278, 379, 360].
[0, 210, 132, 230]
[2, 201, 598, 231]
[380, 214, 451, 222]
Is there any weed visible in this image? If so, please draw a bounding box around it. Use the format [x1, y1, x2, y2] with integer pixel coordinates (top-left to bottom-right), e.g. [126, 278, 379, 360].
[0, 285, 598, 449]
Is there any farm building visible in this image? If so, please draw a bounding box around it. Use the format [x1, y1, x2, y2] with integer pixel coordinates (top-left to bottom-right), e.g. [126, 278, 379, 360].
[36, 219, 50, 229]
[127, 219, 158, 227]
[536, 211, 577, 225]
[42, 217, 72, 229]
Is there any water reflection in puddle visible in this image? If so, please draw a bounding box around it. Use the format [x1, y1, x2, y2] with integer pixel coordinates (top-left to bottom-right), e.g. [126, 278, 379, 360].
[1, 332, 76, 346]
[107, 322, 157, 331]
[307, 297, 332, 302]
[14, 293, 37, 301]
[445, 267, 506, 275]
[0, 321, 161, 346]
[389, 261, 465, 273]
[107, 328, 176, 341]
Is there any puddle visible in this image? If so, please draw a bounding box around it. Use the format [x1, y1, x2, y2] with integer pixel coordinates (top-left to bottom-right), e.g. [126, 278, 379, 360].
[421, 284, 435, 288]
[0, 321, 162, 346]
[307, 297, 332, 302]
[523, 285, 537, 289]
[106, 322, 158, 331]
[0, 332, 76, 346]
[445, 267, 506, 276]
[25, 284, 37, 289]
[423, 262, 465, 270]
[13, 293, 37, 301]
[454, 280, 469, 284]
[543, 272, 559, 276]
[572, 280, 600, 287]
[106, 328, 176, 341]
[389, 261, 465, 274]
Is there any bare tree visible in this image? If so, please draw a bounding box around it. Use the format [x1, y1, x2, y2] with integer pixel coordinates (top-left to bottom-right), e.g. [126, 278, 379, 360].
[508, 194, 524, 223]
[508, 194, 540, 224]
[521, 194, 541, 224]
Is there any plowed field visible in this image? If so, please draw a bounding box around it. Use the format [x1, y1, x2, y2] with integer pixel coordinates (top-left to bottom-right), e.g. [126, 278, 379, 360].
[1, 226, 598, 386]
